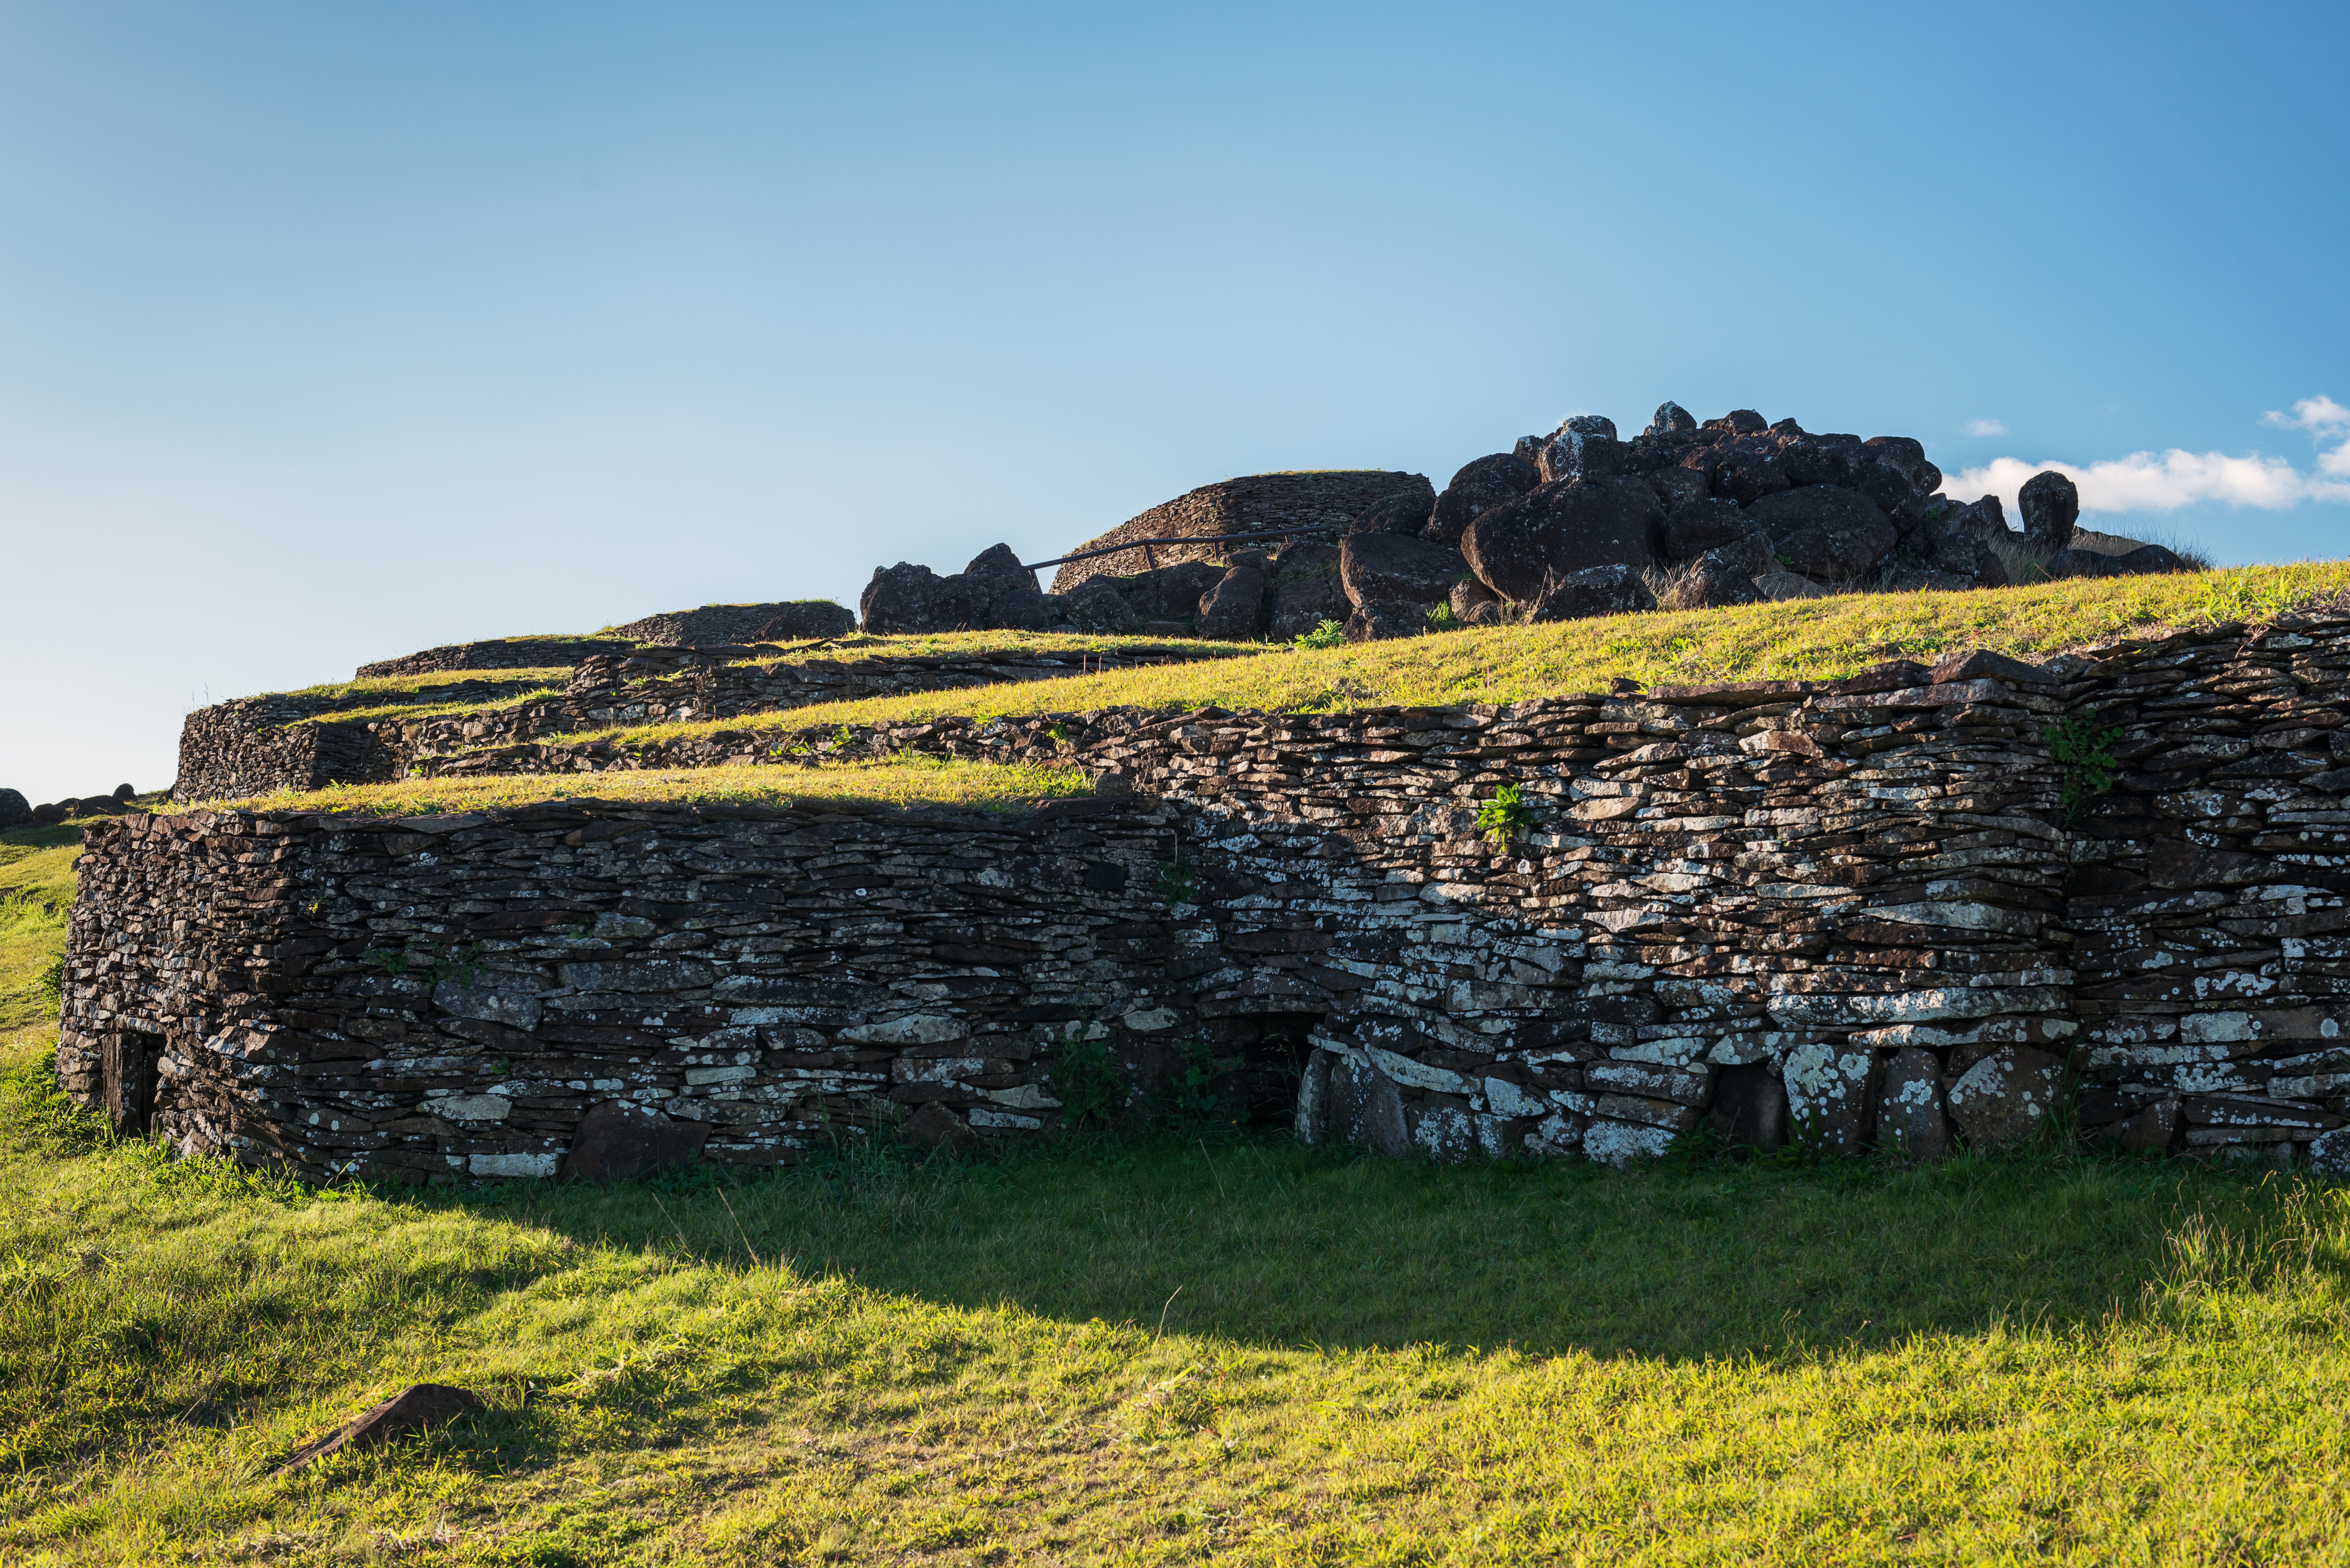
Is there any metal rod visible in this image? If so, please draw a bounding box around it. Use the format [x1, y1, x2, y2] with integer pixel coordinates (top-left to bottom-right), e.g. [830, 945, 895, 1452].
[1022, 527, 1332, 574]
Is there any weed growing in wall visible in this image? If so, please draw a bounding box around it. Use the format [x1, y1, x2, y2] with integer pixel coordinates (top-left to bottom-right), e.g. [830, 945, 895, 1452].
[1290, 619, 1345, 651]
[1165, 1039, 1243, 1133]
[1424, 602, 1462, 632]
[2045, 713, 2124, 820]
[1476, 783, 1532, 852]
[1047, 1019, 1128, 1128]
[1157, 854, 1198, 907]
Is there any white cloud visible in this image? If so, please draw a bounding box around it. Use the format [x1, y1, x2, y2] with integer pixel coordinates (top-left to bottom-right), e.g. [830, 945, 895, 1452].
[2266, 395, 2350, 477]
[1963, 418, 2007, 437]
[1944, 396, 2350, 517]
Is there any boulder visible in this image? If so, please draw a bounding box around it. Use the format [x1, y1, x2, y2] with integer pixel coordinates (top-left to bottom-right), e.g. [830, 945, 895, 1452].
[1705, 529, 1777, 581]
[1645, 466, 1712, 513]
[1944, 1045, 2065, 1147]
[1878, 565, 1978, 593]
[1340, 534, 1472, 609]
[964, 542, 1039, 595]
[1862, 435, 1942, 498]
[1645, 401, 1698, 438]
[1460, 477, 1663, 602]
[1660, 497, 1754, 561]
[1753, 571, 1829, 601]
[988, 586, 1053, 630]
[563, 1100, 711, 1180]
[1267, 542, 1348, 641]
[0, 790, 27, 830]
[1538, 429, 1624, 485]
[899, 1101, 983, 1153]
[1352, 489, 1437, 537]
[2047, 545, 2184, 580]
[1528, 564, 1656, 622]
[1778, 433, 1869, 490]
[1449, 576, 1503, 624]
[1681, 566, 1762, 608]
[1874, 1047, 1951, 1161]
[111, 784, 135, 801]
[31, 803, 66, 824]
[1196, 565, 1268, 640]
[1345, 600, 1421, 643]
[859, 562, 992, 634]
[1744, 485, 1897, 581]
[1326, 1050, 1409, 1155]
[2116, 1098, 2183, 1155]
[1927, 529, 2009, 586]
[1118, 559, 1225, 621]
[1702, 437, 1792, 506]
[1783, 1043, 1881, 1157]
[1062, 580, 1139, 634]
[2018, 470, 2080, 551]
[1424, 454, 1539, 546]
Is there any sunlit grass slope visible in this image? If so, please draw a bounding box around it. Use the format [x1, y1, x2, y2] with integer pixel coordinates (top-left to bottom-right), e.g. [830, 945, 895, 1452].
[195, 758, 1097, 818]
[582, 560, 2350, 749]
[8, 809, 2350, 1560]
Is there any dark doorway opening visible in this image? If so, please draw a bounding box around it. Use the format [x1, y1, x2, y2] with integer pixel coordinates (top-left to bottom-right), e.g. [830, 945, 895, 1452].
[104, 1031, 164, 1135]
[1220, 1012, 1323, 1128]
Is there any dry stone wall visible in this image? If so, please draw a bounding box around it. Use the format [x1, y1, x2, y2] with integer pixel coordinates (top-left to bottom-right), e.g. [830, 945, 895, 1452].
[1050, 472, 1435, 593]
[78, 608, 2350, 1180]
[178, 645, 1239, 802]
[357, 639, 629, 680]
[57, 798, 1254, 1182]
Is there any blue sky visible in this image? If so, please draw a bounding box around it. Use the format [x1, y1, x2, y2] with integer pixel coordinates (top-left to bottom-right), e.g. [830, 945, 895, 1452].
[2, 1, 2345, 803]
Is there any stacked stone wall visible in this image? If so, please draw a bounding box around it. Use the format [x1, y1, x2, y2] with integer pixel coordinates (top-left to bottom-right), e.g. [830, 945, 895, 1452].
[81, 609, 2350, 1179]
[357, 639, 629, 680]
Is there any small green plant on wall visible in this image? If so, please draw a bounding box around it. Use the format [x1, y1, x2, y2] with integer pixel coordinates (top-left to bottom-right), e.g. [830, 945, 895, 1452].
[1165, 1038, 1243, 1133]
[1291, 619, 1345, 651]
[1157, 853, 1198, 907]
[1047, 1017, 1128, 1128]
[1476, 782, 1532, 852]
[2045, 713, 2124, 820]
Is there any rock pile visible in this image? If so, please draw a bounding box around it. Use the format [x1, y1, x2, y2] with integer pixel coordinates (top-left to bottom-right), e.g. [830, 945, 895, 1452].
[5, 785, 140, 827]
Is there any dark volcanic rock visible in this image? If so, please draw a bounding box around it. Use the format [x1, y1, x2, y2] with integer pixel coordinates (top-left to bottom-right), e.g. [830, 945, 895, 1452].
[277, 1384, 485, 1476]
[1340, 534, 1472, 609]
[1344, 600, 1421, 643]
[1268, 542, 1347, 640]
[1928, 530, 2009, 586]
[2019, 470, 2080, 551]
[1196, 565, 1269, 639]
[1946, 1046, 2064, 1147]
[1645, 466, 1712, 513]
[564, 1100, 712, 1180]
[1529, 564, 1657, 622]
[1461, 477, 1664, 602]
[860, 562, 992, 634]
[1702, 437, 1793, 506]
[1119, 560, 1225, 621]
[1683, 566, 1762, 608]
[1645, 401, 1698, 438]
[1424, 454, 1539, 546]
[1062, 580, 1139, 633]
[1352, 489, 1438, 537]
[1659, 496, 1752, 561]
[1875, 1047, 1951, 1161]
[1449, 576, 1503, 624]
[1862, 436, 1942, 499]
[1537, 421, 1624, 485]
[1745, 485, 1897, 581]
[964, 543, 1039, 595]
[0, 790, 27, 829]
[1695, 529, 1775, 583]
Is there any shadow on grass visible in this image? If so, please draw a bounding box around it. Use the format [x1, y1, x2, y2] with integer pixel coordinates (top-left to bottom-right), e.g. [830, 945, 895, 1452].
[452, 1128, 2284, 1362]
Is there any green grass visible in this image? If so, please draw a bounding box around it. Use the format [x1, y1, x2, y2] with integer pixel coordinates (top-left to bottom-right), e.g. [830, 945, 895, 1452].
[190, 758, 1100, 818]
[7, 817, 2350, 1561]
[263, 632, 1263, 734]
[572, 561, 2350, 753]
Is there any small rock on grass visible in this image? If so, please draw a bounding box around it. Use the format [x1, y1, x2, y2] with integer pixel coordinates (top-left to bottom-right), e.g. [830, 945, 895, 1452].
[277, 1383, 485, 1476]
